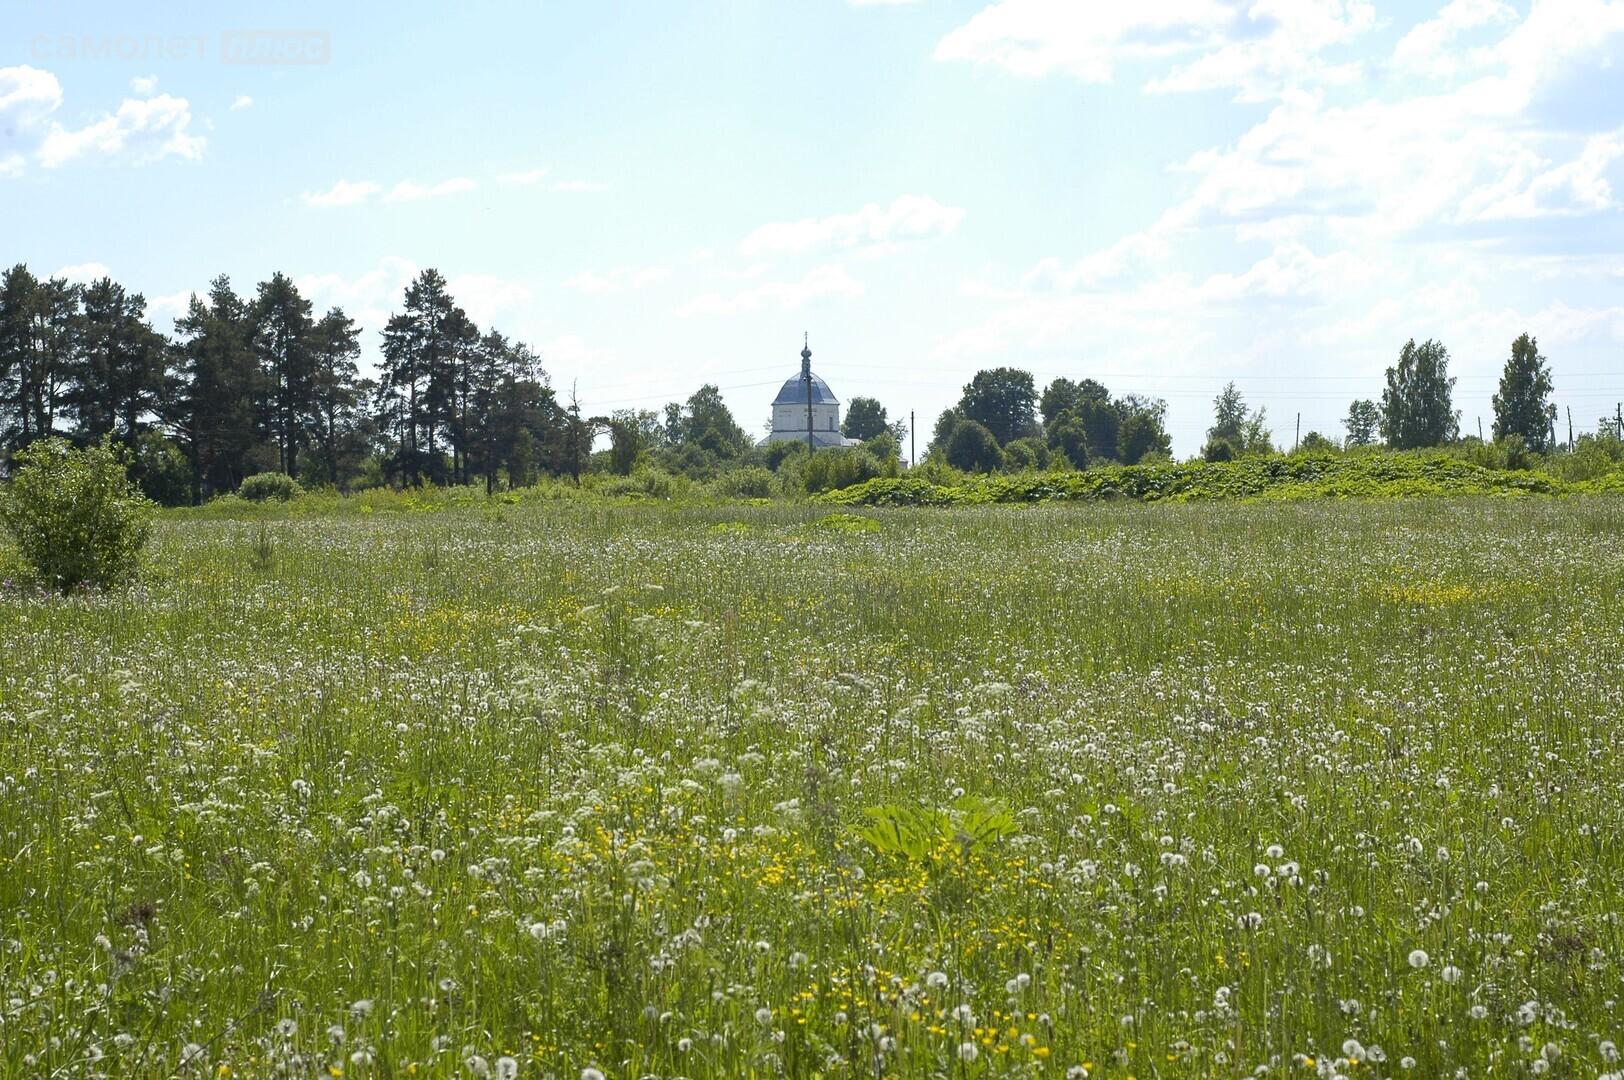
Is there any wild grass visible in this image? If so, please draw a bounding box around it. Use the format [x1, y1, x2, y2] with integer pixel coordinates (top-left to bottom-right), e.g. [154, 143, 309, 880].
[2, 498, 1622, 1077]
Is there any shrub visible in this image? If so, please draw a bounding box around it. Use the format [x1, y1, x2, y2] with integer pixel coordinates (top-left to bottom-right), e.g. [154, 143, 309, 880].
[802, 447, 898, 494]
[1546, 434, 1624, 482]
[239, 472, 305, 502]
[1002, 437, 1050, 471]
[600, 466, 687, 500]
[0, 438, 154, 592]
[710, 466, 777, 499]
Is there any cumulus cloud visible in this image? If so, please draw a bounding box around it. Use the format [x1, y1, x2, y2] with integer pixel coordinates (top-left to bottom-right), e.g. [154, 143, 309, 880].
[301, 176, 477, 207]
[38, 92, 205, 167]
[296, 255, 422, 332]
[447, 272, 532, 327]
[934, 0, 1375, 97]
[3, 67, 204, 172]
[303, 179, 383, 207]
[740, 195, 964, 258]
[230, 95, 254, 111]
[53, 261, 112, 283]
[1, 66, 60, 168]
[675, 264, 864, 317]
[383, 176, 478, 202]
[1392, 0, 1518, 78]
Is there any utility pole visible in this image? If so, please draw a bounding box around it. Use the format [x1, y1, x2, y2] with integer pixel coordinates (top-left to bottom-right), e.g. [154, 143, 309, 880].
[568, 381, 584, 485]
[1568, 406, 1574, 451]
[1477, 416, 1483, 442]
[910, 410, 915, 468]
[802, 333, 814, 456]
[1294, 412, 1300, 453]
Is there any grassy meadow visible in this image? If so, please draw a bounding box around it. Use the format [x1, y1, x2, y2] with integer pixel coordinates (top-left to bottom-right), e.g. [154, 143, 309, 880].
[2, 496, 1623, 1078]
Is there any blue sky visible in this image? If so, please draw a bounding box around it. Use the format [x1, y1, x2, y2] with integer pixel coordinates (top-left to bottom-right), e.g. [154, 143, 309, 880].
[5, 0, 1624, 454]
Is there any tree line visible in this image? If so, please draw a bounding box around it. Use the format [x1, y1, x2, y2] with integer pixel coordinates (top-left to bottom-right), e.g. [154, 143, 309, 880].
[3, 259, 1615, 501]
[1200, 333, 1594, 462]
[0, 264, 607, 503]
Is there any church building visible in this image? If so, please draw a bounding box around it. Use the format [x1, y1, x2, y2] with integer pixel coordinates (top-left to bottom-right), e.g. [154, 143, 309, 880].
[761, 337, 860, 448]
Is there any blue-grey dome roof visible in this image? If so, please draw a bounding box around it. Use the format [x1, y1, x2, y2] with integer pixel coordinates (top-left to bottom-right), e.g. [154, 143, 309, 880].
[773, 371, 839, 406]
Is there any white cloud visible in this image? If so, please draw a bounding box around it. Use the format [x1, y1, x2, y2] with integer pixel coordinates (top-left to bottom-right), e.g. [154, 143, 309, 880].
[1392, 0, 1518, 78]
[0, 65, 62, 118]
[552, 179, 607, 192]
[675, 264, 864, 317]
[303, 176, 478, 207]
[148, 290, 193, 324]
[1472, 127, 1624, 219]
[1, 65, 64, 169]
[303, 179, 383, 207]
[1147, 0, 1377, 101]
[53, 261, 111, 283]
[1153, 0, 1624, 240]
[383, 176, 478, 202]
[296, 258, 534, 346]
[130, 74, 158, 95]
[740, 194, 964, 257]
[296, 256, 421, 334]
[230, 95, 254, 111]
[565, 265, 672, 294]
[447, 272, 532, 327]
[498, 167, 550, 185]
[934, 0, 1374, 96]
[38, 92, 205, 167]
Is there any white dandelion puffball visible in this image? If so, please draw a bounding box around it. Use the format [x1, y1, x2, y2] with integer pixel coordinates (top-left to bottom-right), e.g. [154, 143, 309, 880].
[1408, 949, 1430, 969]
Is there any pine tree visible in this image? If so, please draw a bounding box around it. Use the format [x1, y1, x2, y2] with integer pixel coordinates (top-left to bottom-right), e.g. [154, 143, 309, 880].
[0, 265, 79, 450]
[375, 270, 473, 485]
[307, 307, 363, 487]
[251, 273, 316, 476]
[1491, 333, 1554, 453]
[70, 277, 165, 446]
[171, 276, 261, 501]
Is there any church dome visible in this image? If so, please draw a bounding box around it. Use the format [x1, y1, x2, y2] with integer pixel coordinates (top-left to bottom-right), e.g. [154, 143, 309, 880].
[772, 372, 839, 406]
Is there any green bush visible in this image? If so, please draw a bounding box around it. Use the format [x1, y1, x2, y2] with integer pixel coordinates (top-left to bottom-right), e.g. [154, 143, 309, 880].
[823, 450, 1572, 508]
[1002, 436, 1050, 471]
[600, 467, 687, 500]
[945, 419, 1004, 473]
[1545, 434, 1623, 483]
[801, 446, 899, 494]
[238, 472, 305, 502]
[710, 466, 777, 499]
[0, 438, 154, 592]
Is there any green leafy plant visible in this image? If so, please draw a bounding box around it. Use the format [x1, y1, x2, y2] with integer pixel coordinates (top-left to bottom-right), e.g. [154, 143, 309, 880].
[857, 794, 1018, 861]
[0, 438, 154, 592]
[238, 472, 305, 502]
